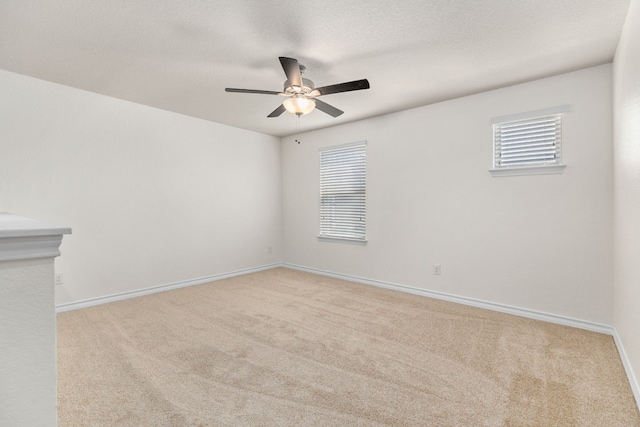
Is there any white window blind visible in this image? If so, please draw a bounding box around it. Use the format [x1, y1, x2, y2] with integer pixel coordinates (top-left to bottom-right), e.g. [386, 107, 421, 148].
[493, 114, 562, 169]
[319, 142, 366, 242]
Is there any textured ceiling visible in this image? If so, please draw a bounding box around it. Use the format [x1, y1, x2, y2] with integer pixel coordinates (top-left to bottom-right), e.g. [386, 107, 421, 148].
[0, 0, 631, 137]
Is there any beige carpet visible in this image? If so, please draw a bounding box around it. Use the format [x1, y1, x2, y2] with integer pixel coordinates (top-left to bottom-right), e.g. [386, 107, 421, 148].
[57, 268, 640, 426]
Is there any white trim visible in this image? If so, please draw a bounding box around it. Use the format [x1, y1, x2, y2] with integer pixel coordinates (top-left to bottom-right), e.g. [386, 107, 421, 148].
[490, 164, 566, 177]
[0, 235, 66, 261]
[55, 263, 282, 313]
[0, 213, 71, 261]
[283, 264, 640, 410]
[612, 328, 640, 409]
[490, 104, 571, 125]
[56, 261, 615, 334]
[282, 263, 613, 335]
[318, 236, 367, 245]
[292, 258, 637, 412]
[0, 212, 71, 238]
[318, 140, 367, 152]
[54, 262, 640, 413]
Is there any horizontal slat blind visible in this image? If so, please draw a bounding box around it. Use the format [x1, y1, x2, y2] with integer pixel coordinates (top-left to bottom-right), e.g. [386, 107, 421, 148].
[319, 142, 366, 242]
[494, 114, 562, 169]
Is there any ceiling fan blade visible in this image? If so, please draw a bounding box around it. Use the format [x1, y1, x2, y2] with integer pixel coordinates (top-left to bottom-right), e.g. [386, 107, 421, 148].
[279, 57, 303, 88]
[310, 79, 370, 97]
[314, 99, 344, 117]
[225, 88, 283, 95]
[267, 104, 287, 118]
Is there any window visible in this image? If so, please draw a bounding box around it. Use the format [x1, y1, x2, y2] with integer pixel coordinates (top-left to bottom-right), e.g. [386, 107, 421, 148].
[491, 105, 569, 176]
[319, 141, 366, 243]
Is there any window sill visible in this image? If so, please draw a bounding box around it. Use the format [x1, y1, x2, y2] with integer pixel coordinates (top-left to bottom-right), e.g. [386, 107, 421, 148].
[490, 164, 566, 177]
[318, 236, 368, 245]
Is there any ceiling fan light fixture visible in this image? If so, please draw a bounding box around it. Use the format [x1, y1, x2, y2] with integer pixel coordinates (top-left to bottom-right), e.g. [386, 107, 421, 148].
[283, 96, 316, 116]
[226, 56, 369, 119]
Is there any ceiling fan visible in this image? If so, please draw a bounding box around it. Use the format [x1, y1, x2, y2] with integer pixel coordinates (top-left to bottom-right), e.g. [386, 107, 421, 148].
[225, 57, 370, 118]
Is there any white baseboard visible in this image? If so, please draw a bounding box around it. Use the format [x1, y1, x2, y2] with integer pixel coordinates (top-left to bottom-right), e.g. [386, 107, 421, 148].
[612, 329, 640, 409]
[286, 263, 639, 411]
[55, 263, 283, 313]
[284, 264, 640, 410]
[54, 261, 639, 412]
[56, 261, 612, 333]
[282, 263, 614, 335]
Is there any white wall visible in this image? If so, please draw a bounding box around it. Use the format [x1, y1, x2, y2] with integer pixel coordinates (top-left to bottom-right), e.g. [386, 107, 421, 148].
[613, 0, 640, 402]
[282, 65, 614, 325]
[0, 69, 282, 305]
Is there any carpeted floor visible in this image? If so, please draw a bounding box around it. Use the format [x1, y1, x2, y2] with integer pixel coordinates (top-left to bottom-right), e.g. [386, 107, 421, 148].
[57, 268, 640, 426]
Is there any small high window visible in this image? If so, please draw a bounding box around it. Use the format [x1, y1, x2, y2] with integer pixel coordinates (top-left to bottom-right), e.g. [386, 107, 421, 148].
[491, 105, 569, 176]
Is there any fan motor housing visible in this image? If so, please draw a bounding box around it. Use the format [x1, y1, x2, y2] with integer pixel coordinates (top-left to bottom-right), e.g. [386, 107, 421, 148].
[225, 56, 369, 118]
[284, 78, 315, 94]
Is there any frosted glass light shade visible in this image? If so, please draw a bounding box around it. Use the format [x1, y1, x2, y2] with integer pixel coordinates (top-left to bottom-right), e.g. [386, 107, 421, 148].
[284, 96, 316, 115]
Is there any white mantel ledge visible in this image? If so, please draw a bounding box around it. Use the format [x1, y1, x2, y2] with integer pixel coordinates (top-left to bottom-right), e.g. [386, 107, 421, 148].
[0, 213, 71, 262]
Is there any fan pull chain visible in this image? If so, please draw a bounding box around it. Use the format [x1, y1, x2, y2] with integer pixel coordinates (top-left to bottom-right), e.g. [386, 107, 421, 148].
[295, 116, 301, 144]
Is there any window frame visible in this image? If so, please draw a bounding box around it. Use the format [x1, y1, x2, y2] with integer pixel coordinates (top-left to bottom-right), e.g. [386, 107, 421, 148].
[318, 141, 367, 244]
[490, 105, 569, 177]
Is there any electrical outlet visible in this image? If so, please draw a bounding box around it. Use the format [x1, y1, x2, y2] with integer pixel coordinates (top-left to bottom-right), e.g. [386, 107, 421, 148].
[55, 273, 64, 286]
[433, 264, 441, 275]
